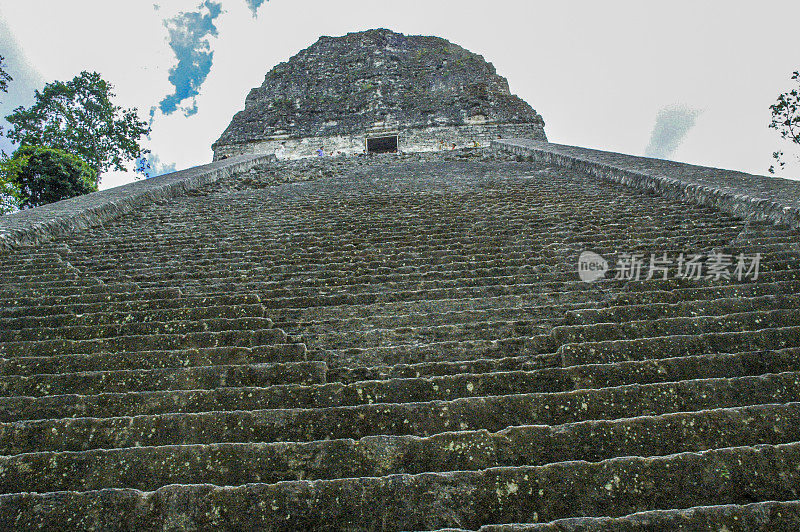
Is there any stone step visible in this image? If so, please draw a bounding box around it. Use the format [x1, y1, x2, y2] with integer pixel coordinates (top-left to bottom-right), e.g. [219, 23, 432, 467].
[0, 328, 289, 358]
[0, 288, 185, 314]
[474, 501, 800, 531]
[0, 277, 103, 293]
[0, 402, 796, 494]
[0, 281, 124, 299]
[0, 344, 308, 376]
[122, 263, 800, 298]
[328, 353, 561, 383]
[6, 348, 799, 422]
[0, 317, 275, 343]
[62, 246, 796, 287]
[0, 293, 261, 319]
[276, 304, 571, 335]
[60, 219, 775, 250]
[64, 216, 755, 247]
[1, 371, 796, 454]
[565, 293, 800, 325]
[68, 255, 570, 281]
[321, 334, 557, 367]
[176, 270, 798, 311]
[0, 303, 266, 330]
[558, 326, 800, 366]
[0, 442, 798, 529]
[257, 283, 597, 312]
[308, 319, 551, 351]
[273, 298, 593, 325]
[58, 226, 755, 265]
[0, 360, 327, 403]
[606, 279, 800, 306]
[552, 309, 800, 344]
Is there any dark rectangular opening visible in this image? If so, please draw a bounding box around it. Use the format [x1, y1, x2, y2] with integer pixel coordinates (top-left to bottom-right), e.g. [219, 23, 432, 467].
[366, 135, 398, 154]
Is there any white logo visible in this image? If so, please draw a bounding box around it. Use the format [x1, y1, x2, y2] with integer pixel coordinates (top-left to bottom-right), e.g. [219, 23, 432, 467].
[578, 251, 609, 283]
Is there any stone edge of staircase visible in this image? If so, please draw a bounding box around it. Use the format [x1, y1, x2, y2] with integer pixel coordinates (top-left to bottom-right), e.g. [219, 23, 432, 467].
[0, 153, 273, 252]
[493, 138, 800, 230]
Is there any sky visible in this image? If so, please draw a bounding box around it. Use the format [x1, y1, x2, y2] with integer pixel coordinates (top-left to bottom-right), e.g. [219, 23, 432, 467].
[0, 1, 799, 190]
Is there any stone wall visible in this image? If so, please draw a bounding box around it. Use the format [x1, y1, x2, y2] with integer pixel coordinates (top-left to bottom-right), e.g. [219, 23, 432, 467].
[214, 123, 545, 160]
[213, 29, 546, 158]
[0, 153, 272, 252]
[494, 138, 800, 229]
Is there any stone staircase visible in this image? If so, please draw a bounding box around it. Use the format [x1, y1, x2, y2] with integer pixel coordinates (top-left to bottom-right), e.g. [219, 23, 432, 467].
[0, 151, 799, 529]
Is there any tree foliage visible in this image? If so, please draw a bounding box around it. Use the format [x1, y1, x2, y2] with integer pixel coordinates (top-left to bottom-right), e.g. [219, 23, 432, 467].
[5, 71, 150, 177]
[769, 71, 800, 174]
[0, 55, 10, 94]
[0, 55, 12, 139]
[0, 145, 97, 209]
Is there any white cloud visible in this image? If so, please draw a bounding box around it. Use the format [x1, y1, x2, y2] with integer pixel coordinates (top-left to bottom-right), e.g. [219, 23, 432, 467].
[1, 0, 800, 188]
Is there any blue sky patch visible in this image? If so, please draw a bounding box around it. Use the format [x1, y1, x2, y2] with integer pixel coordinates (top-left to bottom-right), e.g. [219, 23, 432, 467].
[158, 0, 222, 116]
[244, 0, 268, 17]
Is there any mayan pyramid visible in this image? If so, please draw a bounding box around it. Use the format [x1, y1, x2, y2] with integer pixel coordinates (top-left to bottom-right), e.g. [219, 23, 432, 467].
[1, 29, 800, 530]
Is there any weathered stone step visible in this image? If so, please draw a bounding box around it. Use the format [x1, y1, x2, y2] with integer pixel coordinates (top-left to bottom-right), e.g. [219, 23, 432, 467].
[474, 501, 800, 531]
[565, 293, 800, 325]
[0, 360, 327, 402]
[70, 253, 570, 280]
[0, 303, 266, 330]
[217, 269, 797, 310]
[70, 243, 796, 285]
[607, 279, 800, 306]
[56, 260, 738, 293]
[0, 288, 184, 314]
[558, 326, 800, 366]
[0, 275, 105, 289]
[0, 293, 260, 319]
[0, 277, 103, 295]
[0, 344, 308, 376]
[147, 271, 604, 299]
[258, 282, 599, 311]
[278, 305, 570, 336]
[2, 371, 797, 454]
[323, 334, 557, 367]
[63, 218, 767, 254]
[1, 442, 798, 529]
[67, 213, 752, 245]
[0, 328, 288, 358]
[327, 354, 561, 383]
[309, 319, 551, 351]
[0, 317, 275, 343]
[552, 309, 800, 344]
[274, 297, 593, 325]
[1, 402, 797, 495]
[0, 281, 142, 300]
[0, 271, 81, 283]
[8, 347, 800, 421]
[61, 225, 749, 265]
[580, 238, 798, 255]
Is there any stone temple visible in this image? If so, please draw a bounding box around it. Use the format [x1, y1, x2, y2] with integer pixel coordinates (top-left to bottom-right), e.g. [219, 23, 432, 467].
[3, 29, 800, 530]
[212, 29, 546, 159]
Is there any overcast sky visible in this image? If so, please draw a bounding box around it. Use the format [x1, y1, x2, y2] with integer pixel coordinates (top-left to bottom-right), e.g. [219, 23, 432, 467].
[1, 1, 799, 189]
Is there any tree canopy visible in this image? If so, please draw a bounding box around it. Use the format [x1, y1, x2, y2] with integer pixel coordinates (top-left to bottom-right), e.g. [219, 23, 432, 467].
[769, 71, 800, 174]
[5, 71, 150, 178]
[0, 145, 97, 210]
[0, 55, 11, 96]
[0, 55, 12, 139]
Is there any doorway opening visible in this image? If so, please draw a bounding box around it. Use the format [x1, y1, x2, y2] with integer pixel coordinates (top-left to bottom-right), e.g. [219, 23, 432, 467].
[366, 135, 399, 154]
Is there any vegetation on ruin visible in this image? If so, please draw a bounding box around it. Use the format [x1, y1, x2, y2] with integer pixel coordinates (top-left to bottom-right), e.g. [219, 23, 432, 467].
[769, 70, 800, 174]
